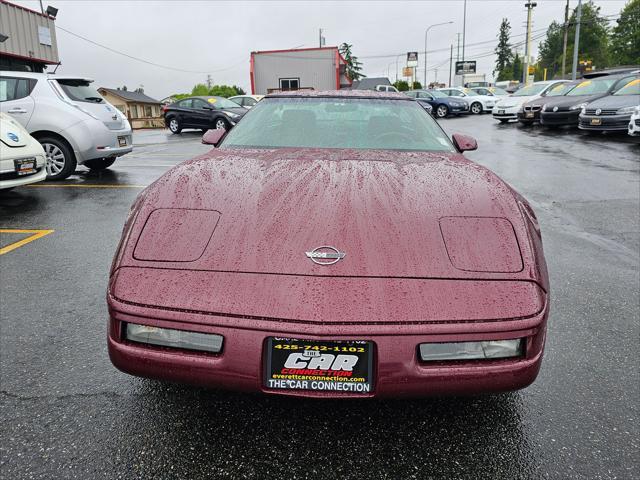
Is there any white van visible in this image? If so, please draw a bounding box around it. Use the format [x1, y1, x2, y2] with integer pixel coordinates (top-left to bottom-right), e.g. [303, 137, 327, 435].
[0, 71, 133, 180]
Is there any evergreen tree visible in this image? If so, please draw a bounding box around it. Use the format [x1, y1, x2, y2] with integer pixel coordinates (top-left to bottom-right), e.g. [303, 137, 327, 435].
[610, 0, 640, 66]
[494, 18, 514, 79]
[339, 43, 365, 81]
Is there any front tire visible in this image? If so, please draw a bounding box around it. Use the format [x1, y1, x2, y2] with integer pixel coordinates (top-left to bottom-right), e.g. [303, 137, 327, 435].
[168, 117, 182, 134]
[40, 136, 76, 180]
[470, 102, 482, 115]
[214, 117, 229, 130]
[84, 158, 116, 170]
[436, 105, 449, 118]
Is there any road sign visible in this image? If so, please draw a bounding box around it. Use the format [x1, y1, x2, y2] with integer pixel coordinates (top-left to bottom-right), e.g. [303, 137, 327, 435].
[407, 52, 418, 67]
[528, 65, 535, 75]
[402, 67, 413, 77]
[455, 60, 476, 75]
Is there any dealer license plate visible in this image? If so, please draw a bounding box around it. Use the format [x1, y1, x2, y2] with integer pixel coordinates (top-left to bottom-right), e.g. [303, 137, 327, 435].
[118, 136, 127, 147]
[525, 112, 534, 118]
[591, 118, 602, 126]
[14, 157, 36, 176]
[265, 337, 373, 394]
[498, 109, 505, 115]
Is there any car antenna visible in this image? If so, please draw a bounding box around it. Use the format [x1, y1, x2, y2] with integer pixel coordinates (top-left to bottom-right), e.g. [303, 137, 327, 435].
[52, 62, 62, 74]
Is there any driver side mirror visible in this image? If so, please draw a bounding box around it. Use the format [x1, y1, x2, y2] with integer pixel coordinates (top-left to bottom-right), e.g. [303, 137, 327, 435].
[202, 128, 226, 147]
[452, 133, 478, 152]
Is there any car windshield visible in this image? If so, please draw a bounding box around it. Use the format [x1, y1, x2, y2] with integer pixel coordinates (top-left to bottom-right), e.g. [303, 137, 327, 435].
[512, 83, 549, 96]
[57, 79, 104, 103]
[489, 87, 508, 95]
[613, 78, 640, 96]
[221, 97, 455, 152]
[567, 78, 616, 96]
[429, 90, 448, 98]
[547, 83, 577, 96]
[462, 89, 479, 96]
[208, 97, 242, 109]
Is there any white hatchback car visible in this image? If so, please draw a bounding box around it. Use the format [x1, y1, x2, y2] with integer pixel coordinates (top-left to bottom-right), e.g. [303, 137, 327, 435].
[437, 87, 498, 114]
[0, 112, 46, 190]
[0, 71, 133, 180]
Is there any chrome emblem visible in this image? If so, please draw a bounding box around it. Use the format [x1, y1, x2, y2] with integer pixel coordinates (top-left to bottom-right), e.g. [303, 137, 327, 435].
[553, 106, 559, 112]
[305, 246, 346, 265]
[112, 114, 118, 121]
[7, 132, 19, 142]
[595, 108, 602, 115]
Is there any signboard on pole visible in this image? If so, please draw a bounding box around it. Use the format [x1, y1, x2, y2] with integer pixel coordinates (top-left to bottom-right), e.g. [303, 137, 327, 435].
[402, 67, 413, 77]
[407, 52, 418, 67]
[455, 60, 476, 75]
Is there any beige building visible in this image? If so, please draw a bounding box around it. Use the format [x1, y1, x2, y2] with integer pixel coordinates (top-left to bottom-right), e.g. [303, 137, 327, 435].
[98, 88, 164, 129]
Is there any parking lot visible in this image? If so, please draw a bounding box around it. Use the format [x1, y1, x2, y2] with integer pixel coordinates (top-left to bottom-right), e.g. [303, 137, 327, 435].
[1, 116, 638, 479]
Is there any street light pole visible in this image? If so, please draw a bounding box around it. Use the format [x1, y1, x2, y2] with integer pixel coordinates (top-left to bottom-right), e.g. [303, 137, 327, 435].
[424, 21, 453, 87]
[462, 0, 467, 61]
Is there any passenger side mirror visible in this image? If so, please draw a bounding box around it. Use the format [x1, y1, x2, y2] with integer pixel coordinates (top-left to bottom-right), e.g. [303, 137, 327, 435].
[202, 128, 226, 147]
[452, 133, 478, 152]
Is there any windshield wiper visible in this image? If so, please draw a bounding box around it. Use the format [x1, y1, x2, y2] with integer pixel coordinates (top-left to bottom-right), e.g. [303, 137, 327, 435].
[84, 96, 103, 103]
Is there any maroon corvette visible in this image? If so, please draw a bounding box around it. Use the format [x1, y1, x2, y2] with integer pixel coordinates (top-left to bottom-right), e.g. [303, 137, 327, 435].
[107, 90, 549, 398]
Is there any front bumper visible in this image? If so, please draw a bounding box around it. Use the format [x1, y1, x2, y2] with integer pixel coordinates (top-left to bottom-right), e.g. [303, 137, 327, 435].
[0, 153, 47, 189]
[492, 105, 520, 121]
[107, 275, 549, 398]
[517, 110, 540, 123]
[578, 113, 632, 132]
[540, 110, 580, 126]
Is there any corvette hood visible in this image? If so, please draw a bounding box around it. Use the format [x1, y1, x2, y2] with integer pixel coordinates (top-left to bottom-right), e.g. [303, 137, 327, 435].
[119, 148, 535, 280]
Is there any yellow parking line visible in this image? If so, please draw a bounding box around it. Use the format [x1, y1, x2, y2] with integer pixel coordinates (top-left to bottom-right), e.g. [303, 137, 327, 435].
[0, 229, 54, 255]
[25, 184, 146, 188]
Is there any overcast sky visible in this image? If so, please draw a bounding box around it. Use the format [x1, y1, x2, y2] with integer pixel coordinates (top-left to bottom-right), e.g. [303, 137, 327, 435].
[14, 0, 629, 98]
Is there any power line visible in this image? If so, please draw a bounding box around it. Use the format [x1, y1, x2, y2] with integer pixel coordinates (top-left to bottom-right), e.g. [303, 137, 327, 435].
[56, 25, 247, 74]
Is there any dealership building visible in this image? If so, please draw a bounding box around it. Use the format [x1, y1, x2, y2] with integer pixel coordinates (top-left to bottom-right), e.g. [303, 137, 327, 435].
[250, 46, 352, 94]
[0, 0, 59, 72]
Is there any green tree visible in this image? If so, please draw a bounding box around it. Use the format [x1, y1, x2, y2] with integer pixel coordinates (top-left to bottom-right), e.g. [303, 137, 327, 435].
[511, 53, 523, 82]
[393, 80, 409, 91]
[191, 83, 210, 96]
[610, 0, 640, 66]
[537, 1, 611, 77]
[537, 20, 565, 78]
[339, 43, 365, 81]
[412, 81, 422, 90]
[494, 18, 514, 79]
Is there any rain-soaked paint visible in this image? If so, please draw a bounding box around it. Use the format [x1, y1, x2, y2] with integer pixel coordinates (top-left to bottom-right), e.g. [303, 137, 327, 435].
[107, 104, 550, 397]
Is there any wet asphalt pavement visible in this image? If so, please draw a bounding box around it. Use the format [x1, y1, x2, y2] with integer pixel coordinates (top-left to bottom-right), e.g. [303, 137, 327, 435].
[1, 117, 638, 479]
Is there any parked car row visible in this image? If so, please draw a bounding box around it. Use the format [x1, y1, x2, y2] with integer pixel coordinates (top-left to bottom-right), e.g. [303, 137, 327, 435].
[492, 72, 640, 135]
[0, 71, 133, 185]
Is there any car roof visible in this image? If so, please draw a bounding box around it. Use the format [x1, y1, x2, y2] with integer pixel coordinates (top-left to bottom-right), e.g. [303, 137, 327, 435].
[0, 71, 93, 82]
[264, 90, 411, 100]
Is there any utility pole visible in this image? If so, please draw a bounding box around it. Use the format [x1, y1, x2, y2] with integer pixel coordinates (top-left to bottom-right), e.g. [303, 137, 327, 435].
[462, 0, 467, 60]
[561, 0, 570, 78]
[456, 33, 461, 62]
[206, 74, 212, 89]
[449, 44, 454, 87]
[571, 0, 582, 80]
[523, 1, 537, 85]
[319, 28, 324, 48]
